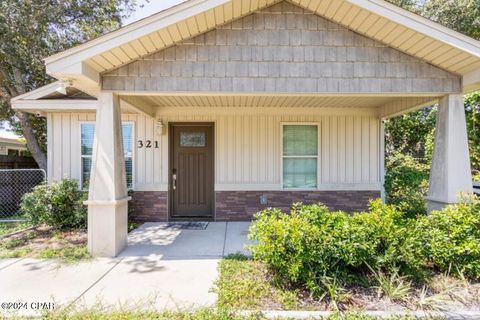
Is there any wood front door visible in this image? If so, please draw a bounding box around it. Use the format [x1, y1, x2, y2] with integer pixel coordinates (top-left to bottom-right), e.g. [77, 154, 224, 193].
[170, 123, 214, 218]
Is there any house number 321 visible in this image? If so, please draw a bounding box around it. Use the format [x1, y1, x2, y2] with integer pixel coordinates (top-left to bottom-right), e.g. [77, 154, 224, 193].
[137, 140, 159, 148]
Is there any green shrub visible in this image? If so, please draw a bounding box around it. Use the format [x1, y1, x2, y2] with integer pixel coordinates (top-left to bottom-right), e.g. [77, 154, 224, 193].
[21, 179, 87, 230]
[416, 197, 480, 278]
[384, 153, 430, 217]
[249, 201, 422, 294]
[473, 171, 480, 182]
[249, 198, 480, 295]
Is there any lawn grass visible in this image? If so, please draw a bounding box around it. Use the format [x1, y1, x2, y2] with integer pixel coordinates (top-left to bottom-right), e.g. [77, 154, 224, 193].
[0, 221, 31, 237]
[0, 226, 90, 263]
[37, 245, 90, 263]
[40, 308, 264, 320]
[213, 254, 299, 310]
[19, 308, 424, 320]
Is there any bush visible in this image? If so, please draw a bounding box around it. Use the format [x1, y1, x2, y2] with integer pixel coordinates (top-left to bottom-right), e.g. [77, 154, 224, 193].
[21, 179, 87, 230]
[384, 153, 430, 217]
[473, 171, 480, 182]
[249, 201, 417, 294]
[249, 198, 480, 295]
[415, 197, 480, 278]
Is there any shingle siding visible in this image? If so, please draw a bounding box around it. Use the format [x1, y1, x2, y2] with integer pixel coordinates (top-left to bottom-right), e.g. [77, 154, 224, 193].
[102, 1, 461, 94]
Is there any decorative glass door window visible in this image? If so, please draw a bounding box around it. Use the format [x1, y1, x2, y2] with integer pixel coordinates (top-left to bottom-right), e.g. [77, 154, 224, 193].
[180, 132, 206, 147]
[282, 125, 318, 188]
[81, 123, 134, 190]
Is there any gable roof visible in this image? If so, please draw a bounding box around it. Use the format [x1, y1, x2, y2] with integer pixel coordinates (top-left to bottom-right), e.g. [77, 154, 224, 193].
[11, 81, 95, 102]
[44, 0, 480, 94]
[11, 81, 97, 113]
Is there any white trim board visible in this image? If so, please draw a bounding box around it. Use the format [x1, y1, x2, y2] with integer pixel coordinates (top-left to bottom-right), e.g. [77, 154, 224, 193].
[11, 81, 62, 102]
[12, 100, 97, 113]
[134, 183, 382, 192]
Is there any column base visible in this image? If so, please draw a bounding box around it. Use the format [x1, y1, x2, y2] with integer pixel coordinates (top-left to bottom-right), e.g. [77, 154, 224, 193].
[86, 198, 129, 257]
[427, 199, 449, 213]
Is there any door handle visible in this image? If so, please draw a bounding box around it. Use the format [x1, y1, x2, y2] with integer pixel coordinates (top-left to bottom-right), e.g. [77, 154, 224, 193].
[172, 173, 177, 190]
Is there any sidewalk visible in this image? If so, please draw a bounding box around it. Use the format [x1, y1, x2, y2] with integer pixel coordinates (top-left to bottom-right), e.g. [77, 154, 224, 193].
[0, 222, 251, 317]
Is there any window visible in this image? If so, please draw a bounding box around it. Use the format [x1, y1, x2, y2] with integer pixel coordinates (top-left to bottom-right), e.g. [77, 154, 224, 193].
[7, 149, 19, 156]
[282, 124, 318, 189]
[122, 124, 134, 189]
[81, 123, 134, 190]
[180, 132, 206, 147]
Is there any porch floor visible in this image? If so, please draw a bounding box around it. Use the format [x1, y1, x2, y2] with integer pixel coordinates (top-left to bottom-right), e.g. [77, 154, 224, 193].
[0, 222, 252, 316]
[121, 221, 252, 258]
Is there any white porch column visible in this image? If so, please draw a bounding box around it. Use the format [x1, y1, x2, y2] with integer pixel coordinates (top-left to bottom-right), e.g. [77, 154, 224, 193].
[427, 94, 473, 212]
[85, 92, 129, 257]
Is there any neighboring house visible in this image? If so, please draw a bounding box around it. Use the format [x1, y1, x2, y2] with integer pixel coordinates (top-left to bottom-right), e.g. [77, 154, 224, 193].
[0, 122, 27, 156]
[11, 0, 477, 257]
[0, 125, 37, 169]
[0, 137, 28, 157]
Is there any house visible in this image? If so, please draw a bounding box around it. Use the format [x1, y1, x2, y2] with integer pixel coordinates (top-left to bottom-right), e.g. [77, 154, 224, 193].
[0, 125, 37, 169]
[0, 137, 28, 157]
[0, 123, 28, 157]
[11, 0, 477, 257]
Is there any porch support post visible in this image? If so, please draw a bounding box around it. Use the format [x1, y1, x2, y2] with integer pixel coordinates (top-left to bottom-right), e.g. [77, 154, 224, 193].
[427, 94, 473, 212]
[85, 92, 129, 257]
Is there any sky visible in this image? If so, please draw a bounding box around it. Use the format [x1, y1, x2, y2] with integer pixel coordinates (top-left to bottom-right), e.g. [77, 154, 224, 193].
[0, 121, 20, 140]
[123, 0, 186, 25]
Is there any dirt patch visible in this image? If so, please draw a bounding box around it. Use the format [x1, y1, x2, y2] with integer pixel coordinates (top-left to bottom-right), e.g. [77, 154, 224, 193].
[0, 225, 89, 262]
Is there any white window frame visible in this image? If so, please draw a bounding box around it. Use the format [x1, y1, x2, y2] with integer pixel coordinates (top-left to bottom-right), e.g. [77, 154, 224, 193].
[79, 121, 135, 191]
[280, 122, 320, 190]
[79, 121, 95, 191]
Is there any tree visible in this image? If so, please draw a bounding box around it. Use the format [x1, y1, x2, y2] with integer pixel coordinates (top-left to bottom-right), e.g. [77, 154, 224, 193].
[384, 0, 480, 174]
[0, 0, 137, 171]
[387, 0, 480, 40]
[420, 0, 480, 40]
[465, 93, 480, 176]
[384, 107, 437, 159]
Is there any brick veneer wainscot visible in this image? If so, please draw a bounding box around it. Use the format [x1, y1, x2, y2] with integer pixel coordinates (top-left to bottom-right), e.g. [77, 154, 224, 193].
[215, 190, 381, 221]
[129, 190, 380, 222]
[129, 191, 168, 222]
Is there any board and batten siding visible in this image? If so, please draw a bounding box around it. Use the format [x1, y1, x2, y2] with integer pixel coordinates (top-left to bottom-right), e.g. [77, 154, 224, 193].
[46, 108, 381, 191]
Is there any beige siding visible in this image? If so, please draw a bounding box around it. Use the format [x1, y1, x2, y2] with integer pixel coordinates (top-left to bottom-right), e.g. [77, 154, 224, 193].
[47, 107, 381, 191]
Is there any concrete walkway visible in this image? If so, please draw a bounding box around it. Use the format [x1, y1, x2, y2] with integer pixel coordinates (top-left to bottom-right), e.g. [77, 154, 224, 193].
[0, 222, 251, 317]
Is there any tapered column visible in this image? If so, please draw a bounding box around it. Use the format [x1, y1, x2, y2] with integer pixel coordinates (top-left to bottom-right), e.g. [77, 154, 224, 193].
[85, 92, 129, 257]
[427, 94, 473, 212]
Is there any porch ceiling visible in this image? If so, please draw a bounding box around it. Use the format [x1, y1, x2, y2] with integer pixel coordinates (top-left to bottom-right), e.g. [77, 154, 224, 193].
[120, 94, 439, 109]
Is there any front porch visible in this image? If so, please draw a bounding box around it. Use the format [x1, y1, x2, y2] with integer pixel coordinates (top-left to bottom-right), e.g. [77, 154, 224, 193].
[12, 90, 475, 257]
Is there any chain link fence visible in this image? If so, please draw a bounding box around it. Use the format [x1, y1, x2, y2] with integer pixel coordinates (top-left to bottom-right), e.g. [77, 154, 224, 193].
[0, 169, 46, 221]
